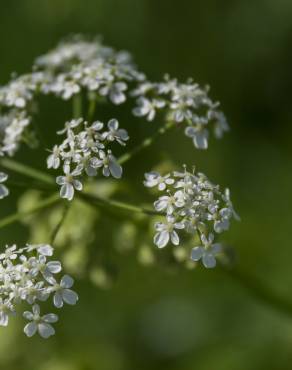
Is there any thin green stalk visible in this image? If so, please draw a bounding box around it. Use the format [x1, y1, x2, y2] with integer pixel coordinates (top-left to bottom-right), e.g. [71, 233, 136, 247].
[0, 193, 60, 229]
[88, 99, 97, 121]
[73, 94, 82, 118]
[50, 203, 70, 244]
[78, 192, 159, 216]
[0, 157, 54, 185]
[118, 121, 175, 165]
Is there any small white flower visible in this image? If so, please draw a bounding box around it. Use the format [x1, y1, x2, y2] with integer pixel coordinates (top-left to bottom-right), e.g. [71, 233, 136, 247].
[23, 304, 58, 338]
[144, 172, 174, 191]
[185, 125, 209, 150]
[153, 216, 185, 248]
[30, 254, 62, 282]
[56, 165, 83, 201]
[0, 245, 17, 261]
[49, 275, 78, 308]
[190, 233, 222, 268]
[99, 81, 128, 105]
[101, 119, 129, 145]
[91, 150, 122, 179]
[47, 145, 62, 169]
[133, 97, 165, 121]
[154, 191, 185, 215]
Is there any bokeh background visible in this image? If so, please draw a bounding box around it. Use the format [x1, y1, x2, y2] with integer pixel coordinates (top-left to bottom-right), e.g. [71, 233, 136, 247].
[1, 1, 292, 369]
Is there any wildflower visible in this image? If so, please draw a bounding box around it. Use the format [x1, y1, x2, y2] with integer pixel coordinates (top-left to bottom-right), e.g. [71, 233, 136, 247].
[133, 97, 165, 121]
[144, 171, 174, 191]
[0, 243, 78, 338]
[99, 81, 128, 105]
[91, 150, 122, 179]
[146, 166, 238, 265]
[23, 304, 58, 338]
[153, 216, 185, 248]
[190, 233, 222, 268]
[101, 119, 129, 145]
[48, 275, 78, 308]
[56, 165, 83, 201]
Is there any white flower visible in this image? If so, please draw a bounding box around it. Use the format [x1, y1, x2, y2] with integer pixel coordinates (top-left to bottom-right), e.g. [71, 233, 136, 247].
[91, 150, 122, 179]
[133, 97, 165, 121]
[57, 118, 83, 136]
[99, 81, 128, 105]
[56, 165, 83, 201]
[144, 172, 174, 191]
[30, 254, 62, 282]
[185, 125, 209, 150]
[0, 298, 15, 326]
[49, 275, 78, 308]
[23, 304, 58, 338]
[0, 245, 17, 260]
[101, 119, 129, 145]
[47, 145, 62, 169]
[154, 191, 185, 215]
[153, 216, 185, 248]
[190, 234, 222, 268]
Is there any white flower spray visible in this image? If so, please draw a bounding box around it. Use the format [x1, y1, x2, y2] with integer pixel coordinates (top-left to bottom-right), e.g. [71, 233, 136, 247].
[0, 243, 78, 338]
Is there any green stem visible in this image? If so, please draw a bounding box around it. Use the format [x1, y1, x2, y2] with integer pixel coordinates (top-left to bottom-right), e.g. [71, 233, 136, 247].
[0, 193, 60, 229]
[50, 203, 70, 244]
[88, 99, 97, 121]
[0, 158, 54, 185]
[118, 121, 175, 165]
[79, 192, 159, 216]
[73, 94, 82, 118]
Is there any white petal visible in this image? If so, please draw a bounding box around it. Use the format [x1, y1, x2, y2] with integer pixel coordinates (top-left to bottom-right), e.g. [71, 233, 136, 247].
[23, 311, 34, 320]
[60, 183, 74, 201]
[38, 323, 55, 338]
[193, 131, 208, 149]
[53, 292, 63, 308]
[109, 156, 122, 179]
[47, 261, 62, 274]
[24, 322, 37, 337]
[37, 244, 53, 256]
[60, 274, 74, 289]
[62, 289, 78, 305]
[153, 231, 170, 248]
[43, 314, 58, 323]
[202, 254, 217, 268]
[190, 247, 203, 261]
[108, 119, 119, 130]
[0, 173, 8, 182]
[0, 312, 8, 326]
[0, 185, 9, 199]
[170, 231, 180, 245]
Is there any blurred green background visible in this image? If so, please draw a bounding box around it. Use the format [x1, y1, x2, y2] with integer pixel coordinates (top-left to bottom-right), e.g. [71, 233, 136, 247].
[1, 0, 292, 369]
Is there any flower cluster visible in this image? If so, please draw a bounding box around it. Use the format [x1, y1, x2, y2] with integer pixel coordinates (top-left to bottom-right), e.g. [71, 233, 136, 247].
[132, 76, 229, 149]
[0, 37, 142, 157]
[145, 167, 239, 268]
[0, 243, 78, 338]
[48, 117, 128, 200]
[35, 37, 145, 103]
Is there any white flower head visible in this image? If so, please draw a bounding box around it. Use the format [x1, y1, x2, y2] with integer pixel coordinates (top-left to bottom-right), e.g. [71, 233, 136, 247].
[23, 304, 58, 339]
